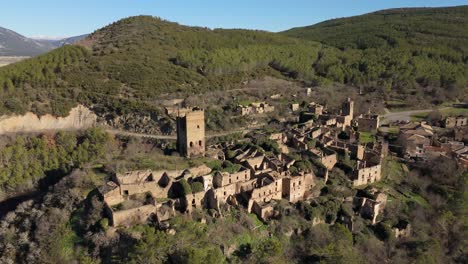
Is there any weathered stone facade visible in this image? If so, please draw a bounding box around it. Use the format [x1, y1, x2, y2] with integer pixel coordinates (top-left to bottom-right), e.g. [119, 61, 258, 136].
[282, 173, 314, 203]
[350, 160, 382, 186]
[393, 221, 411, 238]
[176, 109, 205, 157]
[357, 114, 380, 133]
[445, 116, 467, 128]
[213, 168, 251, 188]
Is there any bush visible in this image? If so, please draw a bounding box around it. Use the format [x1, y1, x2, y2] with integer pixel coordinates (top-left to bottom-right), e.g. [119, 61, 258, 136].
[191, 182, 204, 194]
[99, 218, 109, 231]
[253, 237, 283, 261]
[179, 179, 192, 196]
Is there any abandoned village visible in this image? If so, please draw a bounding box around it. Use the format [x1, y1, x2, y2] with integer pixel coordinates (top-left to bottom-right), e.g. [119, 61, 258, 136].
[96, 96, 468, 239]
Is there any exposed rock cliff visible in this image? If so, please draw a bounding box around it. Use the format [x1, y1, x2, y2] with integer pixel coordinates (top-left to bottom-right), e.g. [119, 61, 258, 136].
[0, 105, 97, 134]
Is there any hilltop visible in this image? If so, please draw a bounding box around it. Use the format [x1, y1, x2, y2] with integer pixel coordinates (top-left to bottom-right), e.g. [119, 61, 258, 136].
[0, 7, 467, 118]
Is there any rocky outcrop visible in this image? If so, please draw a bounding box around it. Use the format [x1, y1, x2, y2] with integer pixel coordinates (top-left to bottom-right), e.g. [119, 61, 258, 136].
[0, 105, 97, 134]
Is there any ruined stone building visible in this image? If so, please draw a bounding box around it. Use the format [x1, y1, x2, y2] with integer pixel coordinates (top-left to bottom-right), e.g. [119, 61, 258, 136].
[309, 148, 337, 171]
[393, 220, 411, 238]
[113, 170, 172, 200]
[308, 102, 324, 116]
[282, 172, 314, 203]
[291, 103, 300, 112]
[237, 102, 275, 116]
[403, 134, 431, 158]
[213, 168, 251, 188]
[248, 174, 283, 219]
[98, 169, 179, 227]
[353, 190, 387, 225]
[445, 116, 467, 128]
[176, 108, 205, 157]
[357, 113, 380, 133]
[336, 98, 354, 127]
[349, 159, 382, 186]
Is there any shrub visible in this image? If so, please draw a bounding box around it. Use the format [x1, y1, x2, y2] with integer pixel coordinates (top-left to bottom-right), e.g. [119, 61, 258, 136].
[191, 182, 204, 194]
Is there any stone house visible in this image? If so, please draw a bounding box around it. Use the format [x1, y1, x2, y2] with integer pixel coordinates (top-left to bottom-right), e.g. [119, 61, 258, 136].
[308, 102, 324, 116]
[264, 154, 296, 173]
[393, 220, 411, 238]
[206, 182, 239, 211]
[250, 201, 276, 221]
[291, 103, 300, 112]
[353, 197, 384, 225]
[309, 148, 337, 171]
[310, 127, 323, 139]
[402, 134, 431, 158]
[99, 181, 124, 207]
[357, 113, 380, 133]
[199, 174, 213, 191]
[155, 201, 177, 223]
[445, 116, 467, 128]
[269, 132, 287, 144]
[400, 122, 434, 139]
[328, 141, 365, 161]
[213, 167, 251, 188]
[248, 174, 283, 208]
[349, 160, 382, 187]
[183, 191, 208, 213]
[282, 172, 315, 203]
[246, 174, 284, 221]
[318, 115, 337, 126]
[114, 170, 172, 200]
[290, 136, 309, 151]
[237, 102, 275, 116]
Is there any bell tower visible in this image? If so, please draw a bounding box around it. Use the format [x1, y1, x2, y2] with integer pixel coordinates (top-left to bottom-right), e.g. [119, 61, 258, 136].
[342, 97, 354, 118]
[176, 108, 205, 158]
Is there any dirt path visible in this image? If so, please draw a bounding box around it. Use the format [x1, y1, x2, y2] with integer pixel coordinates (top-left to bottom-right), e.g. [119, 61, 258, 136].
[381, 107, 451, 123]
[106, 124, 263, 140]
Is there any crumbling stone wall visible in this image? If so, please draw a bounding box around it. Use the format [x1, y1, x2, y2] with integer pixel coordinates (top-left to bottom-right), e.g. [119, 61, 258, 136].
[110, 204, 156, 227]
[352, 164, 382, 186]
[213, 169, 251, 188]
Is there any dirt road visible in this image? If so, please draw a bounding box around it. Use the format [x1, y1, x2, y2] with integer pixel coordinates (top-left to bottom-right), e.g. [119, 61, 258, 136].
[381, 107, 450, 123]
[106, 124, 263, 140]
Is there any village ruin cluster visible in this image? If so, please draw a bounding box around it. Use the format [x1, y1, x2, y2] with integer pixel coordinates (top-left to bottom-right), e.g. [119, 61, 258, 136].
[97, 97, 467, 239]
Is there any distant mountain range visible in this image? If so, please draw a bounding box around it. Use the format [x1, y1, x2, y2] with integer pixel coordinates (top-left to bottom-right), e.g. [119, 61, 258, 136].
[0, 27, 87, 56]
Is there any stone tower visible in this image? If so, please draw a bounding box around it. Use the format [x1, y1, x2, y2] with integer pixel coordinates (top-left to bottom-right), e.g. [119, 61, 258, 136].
[176, 108, 205, 158]
[342, 97, 354, 118]
[340, 98, 354, 127]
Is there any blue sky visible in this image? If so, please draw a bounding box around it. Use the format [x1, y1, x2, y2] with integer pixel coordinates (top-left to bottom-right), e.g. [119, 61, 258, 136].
[2, 0, 467, 39]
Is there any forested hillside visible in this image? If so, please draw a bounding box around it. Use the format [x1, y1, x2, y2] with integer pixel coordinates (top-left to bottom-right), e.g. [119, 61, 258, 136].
[282, 6, 468, 100]
[0, 7, 467, 117]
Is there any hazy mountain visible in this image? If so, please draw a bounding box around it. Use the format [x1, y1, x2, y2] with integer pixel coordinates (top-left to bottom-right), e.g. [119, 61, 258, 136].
[0, 26, 55, 56]
[37, 34, 89, 48]
[0, 26, 89, 57]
